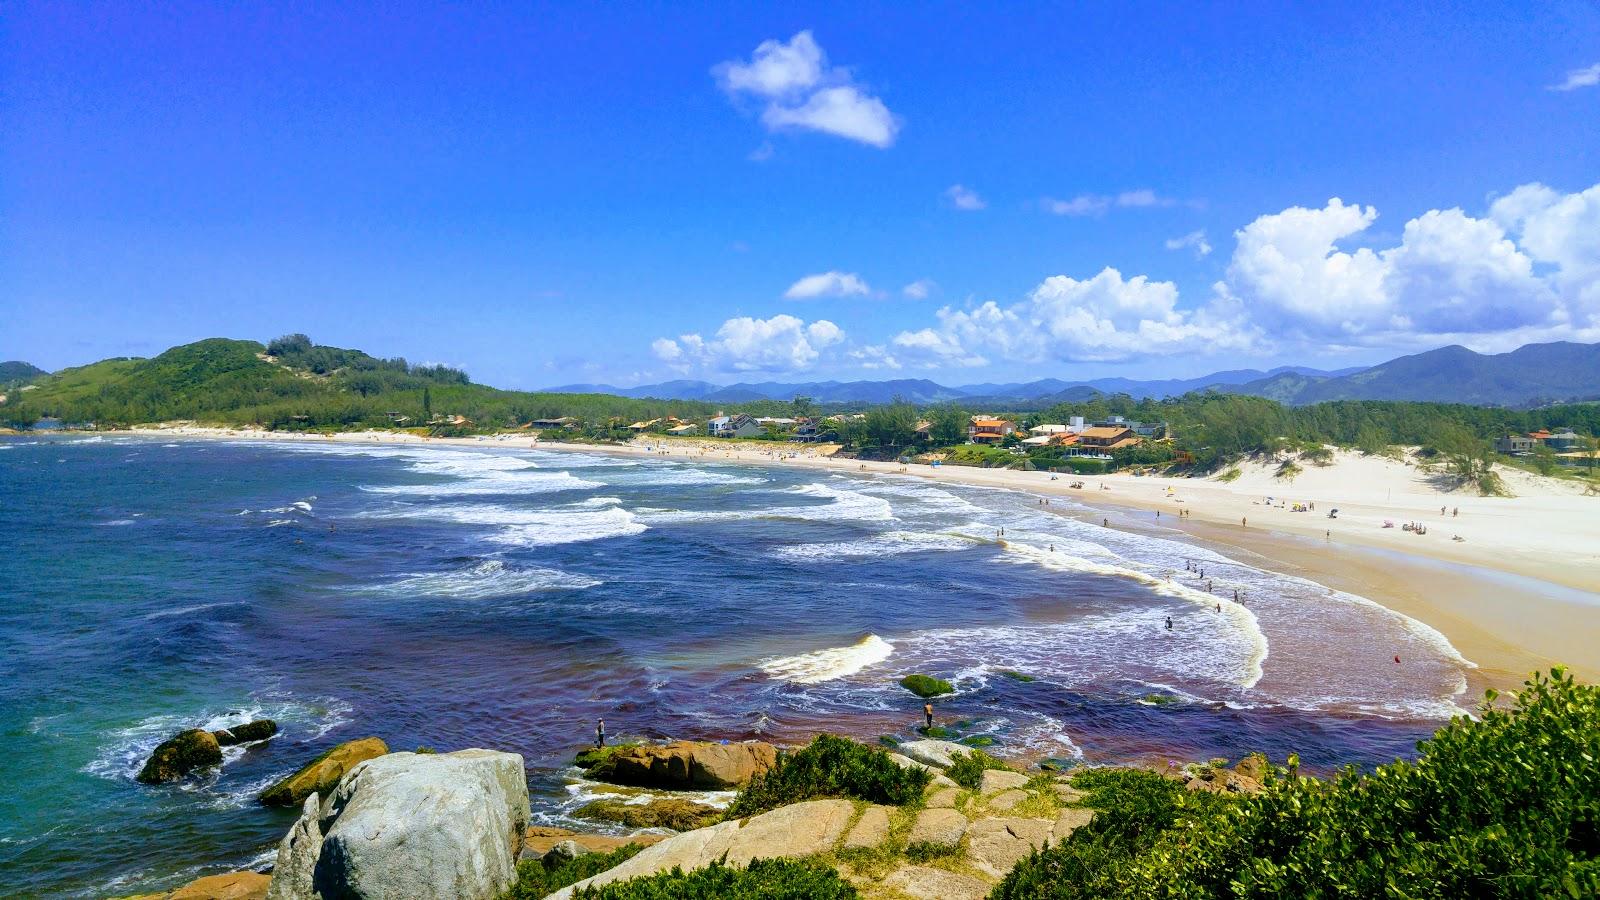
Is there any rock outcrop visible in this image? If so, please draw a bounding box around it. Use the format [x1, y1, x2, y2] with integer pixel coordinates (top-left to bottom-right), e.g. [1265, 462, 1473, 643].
[214, 720, 278, 746]
[122, 871, 272, 900]
[137, 729, 223, 784]
[521, 827, 667, 861]
[548, 799, 855, 899]
[577, 797, 721, 831]
[258, 737, 387, 807]
[582, 740, 777, 790]
[893, 739, 974, 769]
[266, 749, 529, 900]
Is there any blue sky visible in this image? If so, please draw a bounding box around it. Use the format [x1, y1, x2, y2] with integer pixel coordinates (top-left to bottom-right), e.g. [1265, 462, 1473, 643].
[3, 2, 1598, 389]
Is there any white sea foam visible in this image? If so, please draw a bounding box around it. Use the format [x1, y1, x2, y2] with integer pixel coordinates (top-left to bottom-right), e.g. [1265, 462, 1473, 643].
[773, 530, 979, 561]
[82, 695, 353, 784]
[363, 501, 647, 547]
[608, 466, 765, 487]
[368, 559, 601, 599]
[760, 634, 896, 684]
[97, 519, 138, 527]
[363, 470, 602, 497]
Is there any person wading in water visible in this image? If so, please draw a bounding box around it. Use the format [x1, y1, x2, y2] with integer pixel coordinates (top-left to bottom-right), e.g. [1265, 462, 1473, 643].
[924, 703, 934, 730]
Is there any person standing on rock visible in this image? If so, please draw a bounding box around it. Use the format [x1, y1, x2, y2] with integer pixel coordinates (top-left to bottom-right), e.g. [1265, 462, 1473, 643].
[924, 703, 934, 729]
[595, 718, 605, 749]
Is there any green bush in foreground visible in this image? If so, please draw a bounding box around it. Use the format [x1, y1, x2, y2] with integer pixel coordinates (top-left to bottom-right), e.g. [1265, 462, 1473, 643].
[899, 674, 954, 697]
[993, 668, 1600, 899]
[503, 843, 644, 899]
[573, 858, 856, 899]
[725, 734, 930, 819]
[946, 748, 1016, 790]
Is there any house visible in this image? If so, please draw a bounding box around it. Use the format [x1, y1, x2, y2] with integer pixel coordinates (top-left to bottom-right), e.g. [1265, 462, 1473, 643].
[1496, 435, 1535, 455]
[1545, 430, 1583, 451]
[530, 416, 578, 429]
[755, 416, 797, 427]
[792, 417, 820, 441]
[968, 416, 1015, 444]
[666, 423, 698, 436]
[1527, 429, 1553, 443]
[1078, 425, 1143, 452]
[1030, 423, 1069, 436]
[628, 418, 663, 431]
[709, 414, 762, 438]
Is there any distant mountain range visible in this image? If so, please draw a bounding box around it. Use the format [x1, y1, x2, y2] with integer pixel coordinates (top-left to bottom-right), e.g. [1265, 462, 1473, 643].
[7, 340, 1597, 413]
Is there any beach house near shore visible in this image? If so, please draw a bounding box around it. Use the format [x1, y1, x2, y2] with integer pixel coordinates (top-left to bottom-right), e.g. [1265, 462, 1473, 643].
[968, 416, 1016, 444]
[709, 413, 762, 438]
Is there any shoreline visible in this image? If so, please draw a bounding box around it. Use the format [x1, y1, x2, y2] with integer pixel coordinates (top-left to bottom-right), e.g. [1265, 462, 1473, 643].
[30, 424, 1599, 687]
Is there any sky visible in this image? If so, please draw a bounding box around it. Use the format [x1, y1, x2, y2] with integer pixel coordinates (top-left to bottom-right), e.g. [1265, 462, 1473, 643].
[3, 2, 1599, 389]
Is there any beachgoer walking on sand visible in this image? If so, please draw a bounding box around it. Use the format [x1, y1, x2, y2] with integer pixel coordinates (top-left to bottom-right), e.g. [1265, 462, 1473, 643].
[924, 703, 934, 729]
[1103, 518, 1108, 527]
[596, 718, 605, 749]
[1242, 516, 1247, 527]
[1453, 507, 1458, 517]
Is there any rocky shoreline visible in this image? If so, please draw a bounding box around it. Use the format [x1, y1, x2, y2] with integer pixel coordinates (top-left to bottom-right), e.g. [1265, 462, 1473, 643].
[117, 728, 1267, 900]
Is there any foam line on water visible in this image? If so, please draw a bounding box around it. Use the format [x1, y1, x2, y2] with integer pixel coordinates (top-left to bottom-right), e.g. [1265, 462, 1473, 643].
[362, 559, 601, 599]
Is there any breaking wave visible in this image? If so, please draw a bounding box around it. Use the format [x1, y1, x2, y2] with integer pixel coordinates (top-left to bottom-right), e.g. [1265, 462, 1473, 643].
[760, 634, 895, 684]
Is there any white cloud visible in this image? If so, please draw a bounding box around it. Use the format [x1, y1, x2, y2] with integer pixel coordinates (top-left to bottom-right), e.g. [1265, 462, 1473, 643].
[945, 184, 986, 210]
[654, 314, 846, 374]
[1165, 230, 1213, 258]
[1222, 185, 1600, 346]
[1549, 62, 1600, 91]
[1043, 189, 1172, 216]
[784, 270, 871, 299]
[715, 31, 899, 148]
[902, 279, 936, 299]
[890, 268, 1256, 366]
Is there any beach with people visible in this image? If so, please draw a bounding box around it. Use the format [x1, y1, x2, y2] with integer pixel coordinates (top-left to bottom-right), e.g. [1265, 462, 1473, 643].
[134, 423, 1600, 689]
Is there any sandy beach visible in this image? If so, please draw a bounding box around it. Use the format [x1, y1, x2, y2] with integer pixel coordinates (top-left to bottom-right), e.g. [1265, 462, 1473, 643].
[128, 424, 1600, 688]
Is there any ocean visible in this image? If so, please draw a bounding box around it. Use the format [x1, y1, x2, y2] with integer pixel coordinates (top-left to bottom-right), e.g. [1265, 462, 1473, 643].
[0, 435, 1471, 896]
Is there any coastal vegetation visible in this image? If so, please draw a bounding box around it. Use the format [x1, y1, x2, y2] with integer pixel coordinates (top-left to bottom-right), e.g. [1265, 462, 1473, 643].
[995, 668, 1600, 898]
[504, 843, 646, 899]
[571, 858, 857, 899]
[724, 735, 931, 819]
[945, 748, 1015, 790]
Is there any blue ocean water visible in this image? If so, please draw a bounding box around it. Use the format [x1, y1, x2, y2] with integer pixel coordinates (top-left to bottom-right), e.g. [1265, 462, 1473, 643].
[0, 435, 1469, 896]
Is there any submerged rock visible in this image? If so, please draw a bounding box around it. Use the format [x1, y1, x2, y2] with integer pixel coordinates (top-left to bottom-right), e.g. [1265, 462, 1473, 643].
[577, 797, 722, 831]
[266, 749, 529, 900]
[214, 720, 278, 747]
[258, 737, 387, 807]
[581, 740, 777, 790]
[136, 729, 223, 784]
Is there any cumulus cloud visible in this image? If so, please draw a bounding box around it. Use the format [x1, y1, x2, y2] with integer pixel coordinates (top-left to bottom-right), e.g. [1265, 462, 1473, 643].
[1549, 62, 1600, 91]
[1165, 230, 1213, 258]
[714, 31, 899, 148]
[890, 268, 1256, 367]
[902, 279, 936, 299]
[1043, 189, 1172, 217]
[945, 184, 986, 210]
[1221, 188, 1598, 345]
[653, 314, 846, 374]
[784, 271, 871, 299]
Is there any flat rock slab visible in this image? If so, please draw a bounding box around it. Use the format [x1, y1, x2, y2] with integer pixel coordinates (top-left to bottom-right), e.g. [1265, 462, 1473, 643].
[979, 769, 1031, 795]
[549, 799, 855, 899]
[908, 807, 968, 846]
[1052, 807, 1094, 840]
[843, 805, 891, 849]
[520, 830, 667, 859]
[883, 865, 992, 900]
[895, 740, 973, 769]
[165, 871, 271, 900]
[1054, 783, 1087, 803]
[925, 787, 960, 809]
[987, 789, 1027, 811]
[967, 818, 1053, 879]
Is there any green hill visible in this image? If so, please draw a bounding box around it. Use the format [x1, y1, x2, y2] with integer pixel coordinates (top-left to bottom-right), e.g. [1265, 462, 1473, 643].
[0, 361, 47, 386]
[0, 335, 724, 430]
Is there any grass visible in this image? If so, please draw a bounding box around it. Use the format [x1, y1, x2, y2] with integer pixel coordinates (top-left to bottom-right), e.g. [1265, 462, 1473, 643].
[577, 797, 721, 831]
[724, 735, 930, 820]
[571, 858, 857, 899]
[944, 748, 1013, 790]
[1215, 466, 1242, 482]
[898, 674, 954, 697]
[501, 843, 646, 899]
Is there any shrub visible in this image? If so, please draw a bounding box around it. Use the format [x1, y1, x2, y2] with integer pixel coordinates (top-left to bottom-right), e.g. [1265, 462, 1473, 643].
[995, 669, 1600, 899]
[1274, 459, 1302, 481]
[899, 674, 954, 697]
[578, 798, 721, 831]
[572, 858, 857, 899]
[946, 748, 1014, 790]
[1299, 446, 1333, 466]
[725, 734, 930, 819]
[502, 843, 645, 899]
[1216, 466, 1242, 482]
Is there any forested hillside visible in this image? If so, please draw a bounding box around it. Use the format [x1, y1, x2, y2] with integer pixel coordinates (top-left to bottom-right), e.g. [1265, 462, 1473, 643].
[0, 336, 734, 429]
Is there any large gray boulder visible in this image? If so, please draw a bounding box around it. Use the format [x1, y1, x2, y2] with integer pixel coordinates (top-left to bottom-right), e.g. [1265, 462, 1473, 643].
[895, 739, 974, 769]
[266, 749, 530, 900]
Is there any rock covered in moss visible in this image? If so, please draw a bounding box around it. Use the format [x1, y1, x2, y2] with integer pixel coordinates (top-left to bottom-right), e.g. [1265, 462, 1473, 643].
[136, 729, 222, 784]
[577, 797, 721, 831]
[258, 737, 388, 807]
[899, 674, 954, 697]
[579, 740, 777, 790]
[214, 719, 278, 746]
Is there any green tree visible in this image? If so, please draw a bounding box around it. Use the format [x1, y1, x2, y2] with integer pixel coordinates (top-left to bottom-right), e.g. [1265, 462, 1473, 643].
[926, 404, 970, 446]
